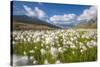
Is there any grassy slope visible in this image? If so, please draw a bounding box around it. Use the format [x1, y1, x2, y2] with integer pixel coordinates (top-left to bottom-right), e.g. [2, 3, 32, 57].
[13, 21, 55, 30]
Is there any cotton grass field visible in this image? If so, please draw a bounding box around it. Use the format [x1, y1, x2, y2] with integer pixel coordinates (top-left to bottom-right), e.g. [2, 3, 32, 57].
[12, 29, 97, 66]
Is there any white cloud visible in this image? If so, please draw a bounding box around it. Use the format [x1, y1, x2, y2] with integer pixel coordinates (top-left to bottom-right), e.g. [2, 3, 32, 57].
[23, 5, 97, 24]
[77, 6, 97, 21]
[50, 14, 76, 24]
[23, 5, 47, 19]
[23, 5, 36, 17]
[34, 7, 47, 19]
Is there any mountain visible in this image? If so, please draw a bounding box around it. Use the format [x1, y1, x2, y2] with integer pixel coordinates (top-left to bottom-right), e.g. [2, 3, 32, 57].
[74, 19, 97, 29]
[12, 15, 61, 30]
[55, 19, 97, 29]
[57, 23, 77, 29]
[12, 15, 97, 30]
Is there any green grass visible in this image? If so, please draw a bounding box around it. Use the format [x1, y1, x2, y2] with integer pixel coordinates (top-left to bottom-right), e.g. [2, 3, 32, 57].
[12, 30, 97, 65]
[13, 41, 97, 64]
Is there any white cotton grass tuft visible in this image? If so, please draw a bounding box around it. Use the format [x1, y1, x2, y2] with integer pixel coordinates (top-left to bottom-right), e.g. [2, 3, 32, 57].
[33, 60, 37, 64]
[30, 56, 34, 60]
[58, 47, 64, 53]
[12, 41, 16, 45]
[23, 51, 27, 55]
[35, 46, 37, 49]
[29, 50, 35, 53]
[44, 59, 49, 64]
[40, 48, 46, 55]
[55, 60, 61, 64]
[50, 46, 58, 57]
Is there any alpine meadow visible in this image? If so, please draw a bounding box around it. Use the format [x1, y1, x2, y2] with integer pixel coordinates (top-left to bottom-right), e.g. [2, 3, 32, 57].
[11, 1, 97, 66]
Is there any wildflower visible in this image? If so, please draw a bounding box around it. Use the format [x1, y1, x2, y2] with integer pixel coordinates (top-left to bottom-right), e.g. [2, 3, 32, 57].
[70, 37, 74, 41]
[33, 60, 37, 64]
[35, 46, 37, 49]
[55, 60, 61, 64]
[58, 47, 64, 53]
[30, 56, 34, 60]
[23, 51, 27, 55]
[72, 51, 75, 54]
[41, 43, 44, 47]
[70, 44, 76, 49]
[50, 47, 58, 57]
[29, 50, 35, 53]
[12, 41, 16, 45]
[46, 46, 49, 49]
[40, 48, 46, 55]
[44, 59, 49, 64]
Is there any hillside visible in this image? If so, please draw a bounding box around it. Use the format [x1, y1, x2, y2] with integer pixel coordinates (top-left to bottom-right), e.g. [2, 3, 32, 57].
[12, 15, 61, 30]
[74, 20, 97, 29]
[13, 21, 56, 30]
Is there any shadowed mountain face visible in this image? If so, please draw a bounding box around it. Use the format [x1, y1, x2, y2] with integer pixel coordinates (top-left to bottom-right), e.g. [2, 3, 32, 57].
[12, 15, 61, 30]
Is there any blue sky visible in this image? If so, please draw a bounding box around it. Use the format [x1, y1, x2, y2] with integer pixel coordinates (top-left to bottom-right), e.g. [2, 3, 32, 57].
[12, 1, 96, 24]
[12, 1, 90, 16]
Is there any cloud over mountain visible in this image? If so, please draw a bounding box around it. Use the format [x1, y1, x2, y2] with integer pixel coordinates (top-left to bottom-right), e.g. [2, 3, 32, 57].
[50, 14, 77, 24]
[77, 6, 97, 21]
[23, 5, 97, 25]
